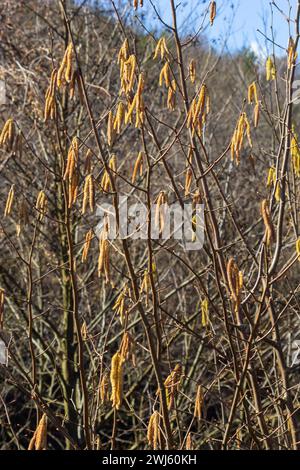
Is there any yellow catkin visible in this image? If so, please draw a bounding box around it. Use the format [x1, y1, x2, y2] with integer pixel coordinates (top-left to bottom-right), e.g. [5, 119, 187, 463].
[4, 184, 15, 217]
[36, 190, 47, 221]
[147, 411, 160, 450]
[163, 364, 182, 410]
[275, 181, 281, 202]
[201, 297, 209, 327]
[187, 85, 209, 136]
[296, 238, 300, 261]
[107, 111, 114, 147]
[120, 332, 134, 362]
[291, 125, 300, 177]
[288, 37, 297, 70]
[113, 286, 128, 324]
[230, 112, 252, 164]
[65, 43, 73, 83]
[81, 229, 93, 262]
[209, 1, 216, 26]
[118, 39, 129, 65]
[0, 118, 15, 150]
[124, 73, 145, 128]
[98, 237, 110, 283]
[153, 37, 169, 60]
[248, 81, 258, 104]
[132, 151, 144, 183]
[159, 61, 171, 88]
[186, 432, 194, 450]
[30, 413, 47, 451]
[261, 199, 275, 246]
[110, 351, 124, 410]
[266, 56, 276, 81]
[44, 69, 57, 121]
[267, 167, 276, 187]
[189, 59, 196, 83]
[82, 174, 94, 214]
[64, 137, 78, 181]
[84, 149, 92, 174]
[68, 172, 78, 208]
[57, 44, 70, 88]
[121, 54, 137, 94]
[114, 102, 126, 134]
[167, 80, 176, 110]
[194, 385, 204, 419]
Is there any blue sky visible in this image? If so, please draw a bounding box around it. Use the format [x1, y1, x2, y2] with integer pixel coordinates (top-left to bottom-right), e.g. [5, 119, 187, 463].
[139, 0, 298, 56]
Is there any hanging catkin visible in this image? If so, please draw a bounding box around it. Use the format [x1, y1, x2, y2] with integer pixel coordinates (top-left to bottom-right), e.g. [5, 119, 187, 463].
[209, 1, 216, 26]
[147, 411, 160, 450]
[28, 414, 47, 450]
[110, 351, 124, 410]
[4, 185, 15, 217]
[261, 199, 275, 246]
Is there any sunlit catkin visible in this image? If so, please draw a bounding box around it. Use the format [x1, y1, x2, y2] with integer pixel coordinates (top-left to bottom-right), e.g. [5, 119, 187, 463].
[261, 199, 275, 246]
[132, 151, 144, 183]
[296, 238, 300, 261]
[98, 237, 110, 283]
[0, 118, 15, 150]
[187, 84, 209, 136]
[153, 37, 169, 60]
[110, 351, 124, 410]
[230, 112, 252, 164]
[167, 80, 176, 110]
[266, 56, 276, 81]
[4, 185, 15, 217]
[147, 411, 160, 450]
[194, 385, 204, 420]
[44, 69, 57, 122]
[159, 61, 171, 88]
[113, 286, 128, 324]
[36, 190, 47, 221]
[57, 43, 73, 88]
[113, 102, 126, 134]
[189, 59, 196, 83]
[64, 137, 78, 181]
[81, 229, 93, 262]
[201, 297, 209, 327]
[209, 1, 216, 26]
[186, 432, 194, 450]
[28, 413, 47, 450]
[288, 37, 297, 70]
[107, 111, 115, 147]
[82, 174, 94, 214]
[291, 125, 300, 177]
[163, 364, 182, 410]
[248, 81, 258, 104]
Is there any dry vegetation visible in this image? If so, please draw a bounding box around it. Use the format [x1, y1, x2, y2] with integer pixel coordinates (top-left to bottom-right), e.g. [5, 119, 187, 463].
[0, 0, 300, 450]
